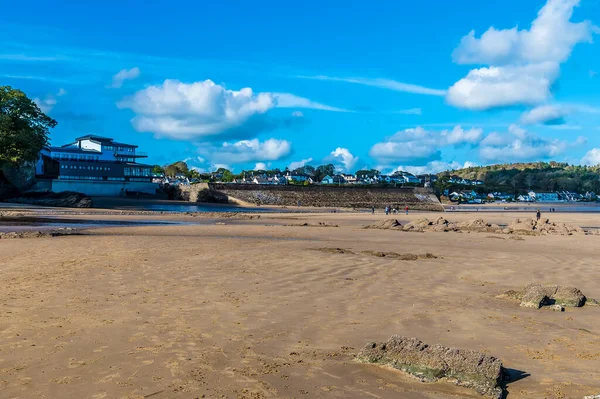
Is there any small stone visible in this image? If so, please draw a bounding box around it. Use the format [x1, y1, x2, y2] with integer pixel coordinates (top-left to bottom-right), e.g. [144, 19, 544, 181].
[548, 304, 564, 312]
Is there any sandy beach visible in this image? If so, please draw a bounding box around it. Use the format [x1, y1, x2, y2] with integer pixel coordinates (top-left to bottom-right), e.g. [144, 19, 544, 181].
[1, 208, 600, 398]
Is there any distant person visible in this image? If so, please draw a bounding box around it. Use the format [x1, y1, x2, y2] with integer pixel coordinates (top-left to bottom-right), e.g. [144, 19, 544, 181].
[385, 206, 389, 215]
[405, 205, 409, 215]
[371, 206, 375, 214]
[536, 209, 541, 221]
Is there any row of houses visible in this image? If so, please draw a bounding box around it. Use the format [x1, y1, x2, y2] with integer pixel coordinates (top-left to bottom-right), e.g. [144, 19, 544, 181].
[157, 171, 425, 186]
[447, 175, 485, 186]
[447, 190, 598, 203]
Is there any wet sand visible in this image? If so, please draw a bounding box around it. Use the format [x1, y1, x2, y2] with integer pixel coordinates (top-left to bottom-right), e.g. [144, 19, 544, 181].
[1, 209, 600, 398]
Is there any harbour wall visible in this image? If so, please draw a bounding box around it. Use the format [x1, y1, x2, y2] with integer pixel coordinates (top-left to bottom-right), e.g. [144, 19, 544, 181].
[176, 183, 443, 211]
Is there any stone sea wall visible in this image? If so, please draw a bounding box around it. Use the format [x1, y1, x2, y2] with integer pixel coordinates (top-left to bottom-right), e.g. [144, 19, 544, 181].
[199, 184, 444, 210]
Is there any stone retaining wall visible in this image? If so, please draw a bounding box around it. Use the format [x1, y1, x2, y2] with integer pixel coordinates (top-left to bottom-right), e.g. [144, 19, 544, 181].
[207, 184, 443, 211]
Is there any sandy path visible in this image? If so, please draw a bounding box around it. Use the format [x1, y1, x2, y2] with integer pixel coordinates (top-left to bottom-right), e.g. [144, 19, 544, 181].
[1, 214, 600, 398]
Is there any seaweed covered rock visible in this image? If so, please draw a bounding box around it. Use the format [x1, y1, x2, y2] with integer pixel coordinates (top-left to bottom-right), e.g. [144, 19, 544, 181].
[499, 284, 589, 308]
[356, 335, 506, 398]
[455, 218, 502, 233]
[506, 218, 585, 236]
[363, 219, 402, 230]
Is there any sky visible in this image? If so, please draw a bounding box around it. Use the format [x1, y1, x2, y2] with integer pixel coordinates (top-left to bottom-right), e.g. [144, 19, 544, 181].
[1, 0, 600, 175]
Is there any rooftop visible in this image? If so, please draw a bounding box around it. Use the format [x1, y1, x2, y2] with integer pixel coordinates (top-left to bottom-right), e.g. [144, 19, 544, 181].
[75, 135, 138, 148]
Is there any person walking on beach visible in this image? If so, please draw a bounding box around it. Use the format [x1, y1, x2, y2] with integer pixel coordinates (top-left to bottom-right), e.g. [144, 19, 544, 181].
[385, 206, 389, 215]
[536, 209, 541, 221]
[371, 206, 375, 214]
[405, 205, 409, 215]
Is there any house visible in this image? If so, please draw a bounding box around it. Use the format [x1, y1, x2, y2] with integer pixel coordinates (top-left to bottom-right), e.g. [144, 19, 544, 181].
[321, 175, 346, 184]
[460, 190, 477, 200]
[382, 175, 401, 184]
[528, 191, 559, 202]
[341, 174, 358, 184]
[321, 175, 334, 184]
[285, 172, 309, 183]
[252, 176, 270, 184]
[271, 175, 287, 185]
[35, 134, 156, 195]
[401, 173, 421, 184]
[517, 195, 534, 202]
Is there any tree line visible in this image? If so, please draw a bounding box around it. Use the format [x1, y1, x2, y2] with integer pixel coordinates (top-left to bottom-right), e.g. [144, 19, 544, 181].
[436, 162, 600, 194]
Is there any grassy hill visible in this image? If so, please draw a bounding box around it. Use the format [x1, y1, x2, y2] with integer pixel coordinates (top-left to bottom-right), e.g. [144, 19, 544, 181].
[436, 162, 600, 193]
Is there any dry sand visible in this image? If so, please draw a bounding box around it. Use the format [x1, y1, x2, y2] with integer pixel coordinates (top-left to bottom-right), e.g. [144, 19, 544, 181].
[1, 209, 600, 398]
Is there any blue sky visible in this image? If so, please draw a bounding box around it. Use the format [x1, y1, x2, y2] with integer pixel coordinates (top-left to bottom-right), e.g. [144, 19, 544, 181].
[2, 0, 600, 174]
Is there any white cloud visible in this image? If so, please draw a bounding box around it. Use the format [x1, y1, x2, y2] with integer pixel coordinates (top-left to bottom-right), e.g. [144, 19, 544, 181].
[581, 148, 600, 165]
[328, 148, 358, 172]
[119, 79, 345, 140]
[447, 62, 559, 110]
[478, 124, 578, 162]
[392, 161, 478, 175]
[396, 108, 422, 115]
[370, 127, 440, 164]
[110, 67, 140, 88]
[448, 0, 597, 110]
[520, 104, 569, 125]
[301, 75, 446, 96]
[254, 162, 270, 170]
[212, 163, 231, 172]
[273, 93, 349, 112]
[440, 126, 483, 145]
[200, 138, 291, 165]
[33, 96, 57, 113]
[288, 157, 313, 170]
[183, 156, 206, 165]
[370, 126, 483, 165]
[33, 87, 66, 113]
[452, 0, 595, 65]
[520, 103, 600, 125]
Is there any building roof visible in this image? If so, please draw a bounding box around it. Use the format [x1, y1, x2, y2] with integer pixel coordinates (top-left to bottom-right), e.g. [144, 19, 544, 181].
[75, 135, 138, 148]
[76, 134, 114, 142]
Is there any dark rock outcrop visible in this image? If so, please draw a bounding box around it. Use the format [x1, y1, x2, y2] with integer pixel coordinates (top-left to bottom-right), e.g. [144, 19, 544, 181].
[6, 191, 93, 208]
[0, 228, 82, 239]
[356, 335, 506, 398]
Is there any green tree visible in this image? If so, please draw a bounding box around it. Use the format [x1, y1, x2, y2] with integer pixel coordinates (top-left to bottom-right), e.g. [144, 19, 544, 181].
[221, 170, 234, 182]
[164, 161, 189, 177]
[0, 86, 57, 166]
[152, 165, 165, 175]
[314, 164, 335, 181]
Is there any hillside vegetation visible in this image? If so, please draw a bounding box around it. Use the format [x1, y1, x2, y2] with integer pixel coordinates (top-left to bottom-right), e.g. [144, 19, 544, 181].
[437, 162, 600, 193]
